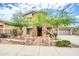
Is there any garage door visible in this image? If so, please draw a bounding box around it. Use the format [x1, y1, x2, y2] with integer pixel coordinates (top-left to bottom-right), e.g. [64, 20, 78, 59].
[59, 30, 70, 35]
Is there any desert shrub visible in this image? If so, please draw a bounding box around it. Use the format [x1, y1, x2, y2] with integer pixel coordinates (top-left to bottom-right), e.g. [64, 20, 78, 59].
[56, 40, 71, 47]
[13, 29, 18, 36]
[0, 33, 8, 38]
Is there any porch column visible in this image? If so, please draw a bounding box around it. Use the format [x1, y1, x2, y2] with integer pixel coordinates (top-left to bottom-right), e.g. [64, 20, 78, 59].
[70, 29, 73, 35]
[32, 27, 37, 37]
[42, 27, 46, 37]
[22, 27, 27, 37]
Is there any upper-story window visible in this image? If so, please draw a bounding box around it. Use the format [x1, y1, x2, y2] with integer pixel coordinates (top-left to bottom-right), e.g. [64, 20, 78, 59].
[47, 27, 52, 31]
[32, 13, 35, 16]
[27, 17, 32, 19]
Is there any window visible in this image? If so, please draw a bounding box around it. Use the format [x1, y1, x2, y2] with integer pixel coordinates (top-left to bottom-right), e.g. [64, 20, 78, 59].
[47, 27, 52, 31]
[27, 17, 32, 19]
[32, 13, 35, 16]
[0, 25, 3, 28]
[27, 28, 32, 35]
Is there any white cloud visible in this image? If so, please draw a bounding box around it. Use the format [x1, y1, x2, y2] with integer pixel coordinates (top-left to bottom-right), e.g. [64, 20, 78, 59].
[0, 3, 72, 22]
[49, 3, 67, 9]
[0, 0, 79, 3]
[0, 8, 16, 21]
[25, 3, 68, 10]
[75, 15, 79, 18]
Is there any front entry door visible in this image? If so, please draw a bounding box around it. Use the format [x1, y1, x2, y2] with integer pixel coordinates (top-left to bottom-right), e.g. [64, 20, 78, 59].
[37, 27, 42, 36]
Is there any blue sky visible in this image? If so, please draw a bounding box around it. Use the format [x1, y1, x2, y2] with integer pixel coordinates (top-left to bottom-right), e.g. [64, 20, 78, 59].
[0, 3, 79, 26]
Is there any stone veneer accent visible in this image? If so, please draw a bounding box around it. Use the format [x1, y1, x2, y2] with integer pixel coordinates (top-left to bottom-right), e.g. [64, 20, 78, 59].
[42, 27, 47, 37]
[32, 27, 37, 37]
[22, 27, 27, 37]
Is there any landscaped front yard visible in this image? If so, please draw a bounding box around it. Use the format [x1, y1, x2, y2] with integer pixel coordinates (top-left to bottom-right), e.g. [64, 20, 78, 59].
[0, 35, 79, 48]
[0, 35, 79, 56]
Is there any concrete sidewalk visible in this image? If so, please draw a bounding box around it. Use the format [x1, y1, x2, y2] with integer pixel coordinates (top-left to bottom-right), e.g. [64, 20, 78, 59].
[0, 44, 79, 56]
[58, 35, 79, 46]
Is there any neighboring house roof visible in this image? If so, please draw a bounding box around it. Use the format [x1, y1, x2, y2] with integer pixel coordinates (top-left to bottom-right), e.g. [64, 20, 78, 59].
[59, 26, 79, 30]
[0, 19, 11, 25]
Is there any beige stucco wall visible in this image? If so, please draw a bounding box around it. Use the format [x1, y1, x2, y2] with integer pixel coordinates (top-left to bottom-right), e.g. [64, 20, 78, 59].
[23, 13, 33, 20]
[0, 22, 15, 29]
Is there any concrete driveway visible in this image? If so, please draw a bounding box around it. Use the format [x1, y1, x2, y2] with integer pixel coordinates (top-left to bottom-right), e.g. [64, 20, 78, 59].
[0, 44, 79, 56]
[58, 35, 79, 46]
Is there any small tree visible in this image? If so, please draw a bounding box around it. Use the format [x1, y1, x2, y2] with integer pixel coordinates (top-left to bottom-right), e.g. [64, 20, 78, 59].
[10, 13, 28, 38]
[32, 11, 48, 27]
[47, 10, 74, 40]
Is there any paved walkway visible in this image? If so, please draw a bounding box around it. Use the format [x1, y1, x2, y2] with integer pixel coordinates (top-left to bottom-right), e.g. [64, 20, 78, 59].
[0, 44, 79, 56]
[58, 35, 79, 46]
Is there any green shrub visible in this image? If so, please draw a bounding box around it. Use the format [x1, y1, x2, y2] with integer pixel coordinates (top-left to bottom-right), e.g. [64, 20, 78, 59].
[56, 40, 71, 47]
